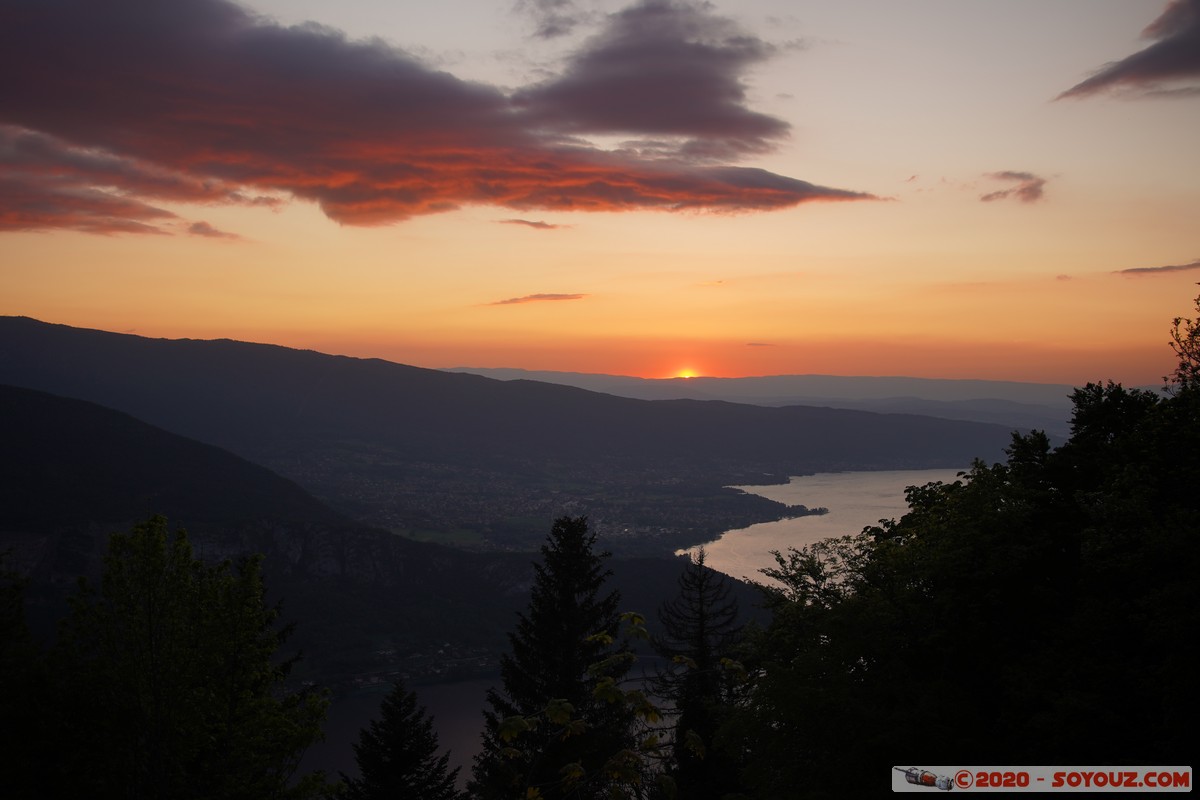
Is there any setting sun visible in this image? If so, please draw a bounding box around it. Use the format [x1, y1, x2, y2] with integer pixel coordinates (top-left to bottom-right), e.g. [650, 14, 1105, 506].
[675, 369, 698, 379]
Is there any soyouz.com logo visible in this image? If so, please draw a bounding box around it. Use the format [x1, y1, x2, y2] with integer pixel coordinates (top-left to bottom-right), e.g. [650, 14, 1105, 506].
[894, 767, 955, 790]
[891, 766, 1192, 792]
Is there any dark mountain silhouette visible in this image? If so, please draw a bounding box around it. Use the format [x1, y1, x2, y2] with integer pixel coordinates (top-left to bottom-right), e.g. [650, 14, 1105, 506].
[0, 316, 1016, 550]
[0, 383, 755, 687]
[0, 383, 347, 532]
[446, 367, 1075, 437]
[0, 383, 511, 660]
[0, 382, 779, 787]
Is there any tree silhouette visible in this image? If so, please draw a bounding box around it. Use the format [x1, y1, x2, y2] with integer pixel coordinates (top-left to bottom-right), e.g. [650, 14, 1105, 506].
[731, 296, 1200, 796]
[1167, 290, 1200, 391]
[0, 550, 42, 800]
[341, 679, 463, 800]
[469, 516, 635, 800]
[651, 549, 745, 799]
[47, 516, 329, 799]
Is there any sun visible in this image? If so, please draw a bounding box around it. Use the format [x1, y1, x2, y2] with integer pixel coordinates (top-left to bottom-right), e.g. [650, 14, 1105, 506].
[674, 368, 698, 379]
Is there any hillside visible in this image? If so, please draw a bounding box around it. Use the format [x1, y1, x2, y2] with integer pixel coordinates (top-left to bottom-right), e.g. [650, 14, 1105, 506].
[1, 383, 767, 688]
[0, 384, 509, 677]
[0, 316, 1017, 552]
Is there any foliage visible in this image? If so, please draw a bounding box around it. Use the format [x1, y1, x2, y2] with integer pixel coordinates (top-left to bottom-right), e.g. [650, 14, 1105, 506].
[340, 679, 463, 800]
[650, 549, 747, 800]
[45, 516, 330, 799]
[0, 550, 44, 799]
[1166, 290, 1200, 391]
[729, 296, 1200, 797]
[469, 516, 639, 800]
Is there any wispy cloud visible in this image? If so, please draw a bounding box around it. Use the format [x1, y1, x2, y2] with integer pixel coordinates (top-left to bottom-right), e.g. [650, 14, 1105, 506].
[980, 171, 1048, 203]
[746, 342, 775, 347]
[0, 125, 276, 234]
[187, 221, 240, 239]
[491, 293, 588, 305]
[0, 173, 174, 235]
[516, 0, 594, 39]
[499, 218, 563, 230]
[0, 0, 875, 236]
[1115, 258, 1200, 276]
[1058, 0, 1200, 99]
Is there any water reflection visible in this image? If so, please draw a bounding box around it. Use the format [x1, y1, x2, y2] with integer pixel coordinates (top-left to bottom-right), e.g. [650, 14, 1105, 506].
[682, 468, 965, 584]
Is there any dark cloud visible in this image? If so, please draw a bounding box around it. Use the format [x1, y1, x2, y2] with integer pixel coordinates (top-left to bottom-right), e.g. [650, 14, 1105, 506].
[0, 124, 277, 234]
[0, 176, 174, 234]
[1115, 258, 1200, 276]
[980, 171, 1048, 203]
[499, 218, 562, 229]
[1058, 0, 1200, 99]
[516, 0, 592, 39]
[514, 0, 790, 161]
[0, 126, 278, 207]
[491, 293, 587, 304]
[187, 220, 240, 239]
[0, 0, 873, 236]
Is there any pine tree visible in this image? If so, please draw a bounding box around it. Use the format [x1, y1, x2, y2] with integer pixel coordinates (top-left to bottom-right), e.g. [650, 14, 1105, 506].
[0, 550, 42, 800]
[651, 548, 744, 800]
[469, 516, 635, 800]
[342, 679, 463, 800]
[47, 516, 329, 799]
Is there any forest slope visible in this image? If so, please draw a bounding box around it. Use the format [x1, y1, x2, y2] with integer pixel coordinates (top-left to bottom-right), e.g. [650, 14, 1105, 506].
[0, 317, 1015, 551]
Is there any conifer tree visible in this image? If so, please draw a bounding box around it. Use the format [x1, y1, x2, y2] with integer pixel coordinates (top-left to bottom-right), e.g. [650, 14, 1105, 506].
[47, 515, 329, 799]
[341, 679, 463, 800]
[469, 516, 635, 800]
[0, 551, 42, 800]
[651, 549, 744, 799]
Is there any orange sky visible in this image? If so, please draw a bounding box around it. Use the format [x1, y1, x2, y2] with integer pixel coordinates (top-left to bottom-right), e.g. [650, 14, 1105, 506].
[3, 0, 1198, 385]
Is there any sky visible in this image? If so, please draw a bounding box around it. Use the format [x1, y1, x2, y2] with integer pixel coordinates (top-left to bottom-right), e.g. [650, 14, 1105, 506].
[2, 0, 1198, 384]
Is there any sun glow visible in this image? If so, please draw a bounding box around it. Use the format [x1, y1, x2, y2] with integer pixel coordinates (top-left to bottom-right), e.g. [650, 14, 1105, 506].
[675, 368, 698, 379]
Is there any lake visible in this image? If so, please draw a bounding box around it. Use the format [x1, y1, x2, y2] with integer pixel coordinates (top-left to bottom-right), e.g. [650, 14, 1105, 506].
[681, 468, 967, 584]
[306, 467, 967, 785]
[301, 677, 494, 786]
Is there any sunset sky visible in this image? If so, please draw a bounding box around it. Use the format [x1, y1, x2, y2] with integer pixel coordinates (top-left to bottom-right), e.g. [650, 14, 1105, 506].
[3, 0, 1198, 384]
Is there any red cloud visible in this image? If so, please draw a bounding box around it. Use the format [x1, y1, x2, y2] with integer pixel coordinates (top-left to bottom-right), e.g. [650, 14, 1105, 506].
[0, 175, 175, 236]
[0, 0, 875, 235]
[0, 125, 277, 234]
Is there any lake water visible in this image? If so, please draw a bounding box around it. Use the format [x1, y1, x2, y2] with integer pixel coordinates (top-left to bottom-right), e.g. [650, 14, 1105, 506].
[306, 468, 967, 785]
[301, 677, 494, 786]
[681, 468, 967, 584]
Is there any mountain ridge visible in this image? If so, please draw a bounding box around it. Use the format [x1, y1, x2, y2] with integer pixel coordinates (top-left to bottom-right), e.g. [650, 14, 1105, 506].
[2, 382, 755, 689]
[444, 366, 1076, 437]
[0, 316, 1017, 552]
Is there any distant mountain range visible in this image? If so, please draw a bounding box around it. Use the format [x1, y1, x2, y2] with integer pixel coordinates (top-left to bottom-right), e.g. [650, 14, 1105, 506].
[0, 383, 510, 665]
[446, 367, 1077, 439]
[1, 316, 1016, 552]
[1, 382, 759, 686]
[0, 316, 1045, 769]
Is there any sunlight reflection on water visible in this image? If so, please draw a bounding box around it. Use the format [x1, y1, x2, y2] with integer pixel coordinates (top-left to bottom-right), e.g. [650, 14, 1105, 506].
[681, 468, 966, 585]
